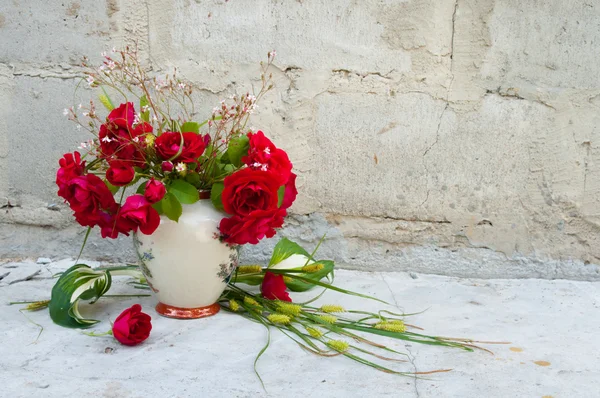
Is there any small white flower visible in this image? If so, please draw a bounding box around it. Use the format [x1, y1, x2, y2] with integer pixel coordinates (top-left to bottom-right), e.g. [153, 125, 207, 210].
[133, 113, 141, 124]
[82, 112, 89, 117]
[76, 125, 82, 130]
[78, 104, 82, 110]
[63, 108, 69, 116]
[178, 83, 186, 89]
[112, 47, 117, 53]
[264, 147, 271, 155]
[86, 76, 95, 86]
[107, 61, 116, 70]
[141, 105, 149, 113]
[269, 50, 277, 58]
[261, 164, 268, 171]
[101, 136, 113, 143]
[175, 162, 187, 173]
[155, 79, 168, 90]
[132, 136, 140, 143]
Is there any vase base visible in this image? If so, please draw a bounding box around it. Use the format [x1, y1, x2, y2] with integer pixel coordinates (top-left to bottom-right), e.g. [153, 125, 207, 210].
[155, 302, 220, 319]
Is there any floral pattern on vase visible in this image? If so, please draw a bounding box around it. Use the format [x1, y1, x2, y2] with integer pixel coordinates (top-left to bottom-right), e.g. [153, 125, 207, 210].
[133, 199, 239, 318]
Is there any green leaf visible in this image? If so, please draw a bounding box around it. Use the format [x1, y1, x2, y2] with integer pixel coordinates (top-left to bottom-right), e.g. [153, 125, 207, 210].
[99, 87, 115, 111]
[136, 182, 146, 195]
[211, 182, 225, 211]
[277, 185, 285, 208]
[103, 179, 120, 195]
[140, 95, 150, 122]
[185, 172, 201, 187]
[226, 135, 249, 167]
[167, 179, 199, 204]
[181, 121, 200, 134]
[268, 238, 311, 267]
[152, 199, 164, 215]
[286, 260, 335, 292]
[49, 264, 112, 328]
[159, 192, 182, 221]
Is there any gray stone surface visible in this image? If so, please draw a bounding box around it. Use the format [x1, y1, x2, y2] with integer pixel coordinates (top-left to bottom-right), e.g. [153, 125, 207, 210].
[1, 0, 600, 278]
[1, 259, 599, 397]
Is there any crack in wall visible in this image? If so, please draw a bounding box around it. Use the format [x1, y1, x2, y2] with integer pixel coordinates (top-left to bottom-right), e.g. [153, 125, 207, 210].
[332, 68, 394, 80]
[450, 0, 458, 62]
[0, 62, 86, 80]
[420, 103, 449, 207]
[484, 87, 556, 110]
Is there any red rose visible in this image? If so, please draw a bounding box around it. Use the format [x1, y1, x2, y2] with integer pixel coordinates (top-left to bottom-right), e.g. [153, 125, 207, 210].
[144, 178, 166, 204]
[106, 161, 135, 186]
[154, 132, 207, 163]
[62, 174, 117, 215]
[98, 103, 151, 166]
[261, 271, 292, 302]
[112, 304, 152, 346]
[219, 208, 286, 245]
[107, 102, 135, 129]
[56, 151, 86, 198]
[242, 131, 292, 185]
[281, 173, 297, 210]
[221, 168, 281, 217]
[118, 194, 160, 235]
[98, 211, 134, 239]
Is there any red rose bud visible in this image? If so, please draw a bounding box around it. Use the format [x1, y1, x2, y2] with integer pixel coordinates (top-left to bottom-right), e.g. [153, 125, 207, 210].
[106, 162, 135, 186]
[154, 131, 207, 163]
[221, 168, 281, 217]
[261, 271, 292, 302]
[112, 304, 152, 346]
[161, 161, 174, 172]
[118, 194, 161, 235]
[144, 178, 166, 203]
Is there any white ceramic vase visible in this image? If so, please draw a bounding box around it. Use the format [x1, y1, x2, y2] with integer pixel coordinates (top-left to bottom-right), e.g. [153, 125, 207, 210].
[133, 197, 238, 319]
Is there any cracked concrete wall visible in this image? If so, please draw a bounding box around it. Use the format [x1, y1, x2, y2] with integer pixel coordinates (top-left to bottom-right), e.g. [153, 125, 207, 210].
[1, 0, 599, 280]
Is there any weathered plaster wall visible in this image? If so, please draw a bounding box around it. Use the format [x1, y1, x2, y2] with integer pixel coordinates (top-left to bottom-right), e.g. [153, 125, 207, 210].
[1, 0, 599, 280]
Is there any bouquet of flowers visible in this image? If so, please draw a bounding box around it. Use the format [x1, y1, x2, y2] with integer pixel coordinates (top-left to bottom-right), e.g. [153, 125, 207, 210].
[58, 47, 294, 245]
[12, 46, 501, 385]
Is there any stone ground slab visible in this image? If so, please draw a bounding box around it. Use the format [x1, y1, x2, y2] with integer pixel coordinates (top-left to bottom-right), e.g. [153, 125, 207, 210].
[1, 259, 599, 398]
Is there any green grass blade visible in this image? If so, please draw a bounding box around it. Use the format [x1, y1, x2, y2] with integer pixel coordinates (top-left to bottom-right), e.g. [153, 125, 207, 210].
[75, 227, 91, 263]
[271, 271, 389, 304]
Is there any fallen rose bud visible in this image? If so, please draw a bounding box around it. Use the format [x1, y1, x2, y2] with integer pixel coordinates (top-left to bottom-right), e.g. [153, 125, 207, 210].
[112, 304, 152, 346]
[261, 271, 292, 302]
